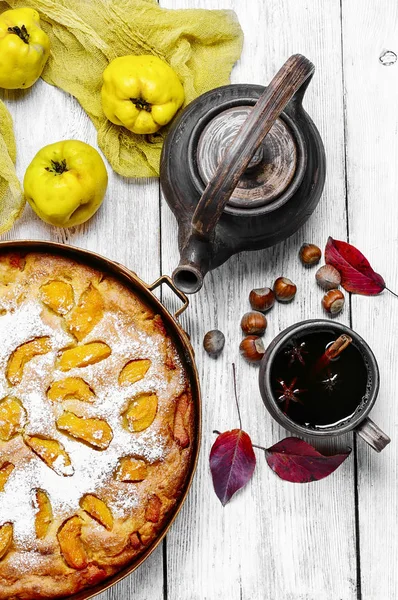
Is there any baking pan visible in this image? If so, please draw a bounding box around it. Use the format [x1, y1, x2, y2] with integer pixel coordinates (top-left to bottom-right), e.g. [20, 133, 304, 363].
[0, 239, 201, 600]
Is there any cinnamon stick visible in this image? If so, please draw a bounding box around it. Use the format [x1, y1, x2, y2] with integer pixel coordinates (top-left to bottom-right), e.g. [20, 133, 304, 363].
[312, 334, 352, 377]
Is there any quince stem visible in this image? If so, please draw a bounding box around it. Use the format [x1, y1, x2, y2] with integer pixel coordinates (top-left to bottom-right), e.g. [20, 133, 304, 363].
[45, 159, 68, 175]
[130, 97, 152, 112]
[8, 25, 30, 44]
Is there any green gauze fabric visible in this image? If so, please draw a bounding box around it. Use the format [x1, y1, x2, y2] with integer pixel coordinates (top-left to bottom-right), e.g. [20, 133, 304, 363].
[0, 100, 24, 234]
[2, 0, 243, 178]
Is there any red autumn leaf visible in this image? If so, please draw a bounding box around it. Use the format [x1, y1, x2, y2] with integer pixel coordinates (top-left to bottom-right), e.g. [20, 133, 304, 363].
[210, 429, 256, 505]
[265, 437, 351, 483]
[325, 236, 385, 295]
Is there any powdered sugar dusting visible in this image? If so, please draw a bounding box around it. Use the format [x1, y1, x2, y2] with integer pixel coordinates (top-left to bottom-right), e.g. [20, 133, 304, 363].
[52, 454, 74, 477]
[0, 287, 186, 573]
[109, 487, 139, 519]
[0, 302, 71, 399]
[4, 551, 43, 575]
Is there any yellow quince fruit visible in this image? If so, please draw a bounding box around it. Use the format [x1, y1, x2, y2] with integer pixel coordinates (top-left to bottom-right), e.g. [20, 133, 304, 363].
[24, 140, 108, 227]
[101, 55, 185, 135]
[0, 8, 50, 89]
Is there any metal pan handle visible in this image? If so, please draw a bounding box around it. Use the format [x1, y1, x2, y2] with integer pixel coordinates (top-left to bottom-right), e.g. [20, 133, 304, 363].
[146, 275, 189, 318]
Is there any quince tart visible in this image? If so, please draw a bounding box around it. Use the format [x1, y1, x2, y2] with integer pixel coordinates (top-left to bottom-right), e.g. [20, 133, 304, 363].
[0, 251, 195, 599]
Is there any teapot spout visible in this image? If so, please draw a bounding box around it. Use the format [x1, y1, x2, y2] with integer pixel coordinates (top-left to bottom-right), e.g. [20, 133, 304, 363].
[169, 55, 316, 294]
[172, 234, 213, 294]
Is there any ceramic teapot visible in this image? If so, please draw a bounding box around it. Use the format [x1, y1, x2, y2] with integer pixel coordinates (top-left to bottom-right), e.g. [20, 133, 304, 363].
[160, 54, 326, 293]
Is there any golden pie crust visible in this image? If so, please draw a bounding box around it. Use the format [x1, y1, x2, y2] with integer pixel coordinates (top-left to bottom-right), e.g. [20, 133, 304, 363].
[0, 252, 195, 599]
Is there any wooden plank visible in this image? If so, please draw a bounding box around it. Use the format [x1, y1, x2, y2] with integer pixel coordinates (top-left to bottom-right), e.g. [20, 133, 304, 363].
[160, 0, 356, 599]
[0, 81, 161, 281]
[341, 1, 398, 598]
[0, 81, 164, 599]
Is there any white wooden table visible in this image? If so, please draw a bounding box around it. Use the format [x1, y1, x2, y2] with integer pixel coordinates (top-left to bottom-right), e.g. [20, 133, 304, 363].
[1, 0, 398, 598]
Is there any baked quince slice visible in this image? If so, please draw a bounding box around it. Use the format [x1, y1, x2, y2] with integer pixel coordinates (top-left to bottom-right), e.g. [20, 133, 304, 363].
[0, 523, 13, 560]
[47, 377, 95, 403]
[123, 392, 158, 433]
[66, 284, 104, 341]
[34, 490, 53, 539]
[0, 397, 26, 441]
[130, 531, 142, 550]
[7, 337, 52, 385]
[40, 280, 74, 315]
[58, 516, 88, 570]
[0, 463, 14, 492]
[115, 457, 148, 482]
[173, 393, 191, 448]
[57, 412, 113, 450]
[119, 359, 151, 386]
[0, 254, 25, 284]
[145, 495, 162, 523]
[80, 494, 113, 530]
[24, 435, 74, 476]
[57, 342, 111, 371]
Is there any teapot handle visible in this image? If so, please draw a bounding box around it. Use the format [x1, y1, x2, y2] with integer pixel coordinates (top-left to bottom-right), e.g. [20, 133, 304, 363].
[191, 54, 315, 238]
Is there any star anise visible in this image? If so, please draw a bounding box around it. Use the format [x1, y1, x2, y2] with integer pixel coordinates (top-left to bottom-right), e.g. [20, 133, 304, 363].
[284, 341, 308, 367]
[276, 377, 306, 413]
[321, 370, 340, 395]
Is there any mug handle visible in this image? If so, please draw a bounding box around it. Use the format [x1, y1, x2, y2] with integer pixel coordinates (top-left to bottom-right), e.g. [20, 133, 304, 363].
[356, 417, 391, 452]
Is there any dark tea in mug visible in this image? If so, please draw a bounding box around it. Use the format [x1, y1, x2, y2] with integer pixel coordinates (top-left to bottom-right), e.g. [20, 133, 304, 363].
[270, 329, 372, 430]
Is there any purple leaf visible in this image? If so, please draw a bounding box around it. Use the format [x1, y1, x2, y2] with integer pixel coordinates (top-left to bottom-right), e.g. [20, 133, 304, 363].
[265, 437, 351, 483]
[325, 237, 385, 295]
[210, 429, 256, 505]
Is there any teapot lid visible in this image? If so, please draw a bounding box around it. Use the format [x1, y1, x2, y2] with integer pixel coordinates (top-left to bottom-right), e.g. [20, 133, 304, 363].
[196, 105, 303, 210]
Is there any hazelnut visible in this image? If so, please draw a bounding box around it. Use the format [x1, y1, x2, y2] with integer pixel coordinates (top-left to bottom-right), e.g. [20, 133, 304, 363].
[240, 311, 267, 336]
[249, 287, 275, 312]
[239, 335, 265, 363]
[273, 277, 297, 302]
[203, 330, 225, 357]
[316, 265, 341, 290]
[299, 243, 322, 266]
[322, 289, 345, 315]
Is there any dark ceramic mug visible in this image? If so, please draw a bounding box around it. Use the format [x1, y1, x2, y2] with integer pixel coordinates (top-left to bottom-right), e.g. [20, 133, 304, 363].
[259, 319, 391, 452]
